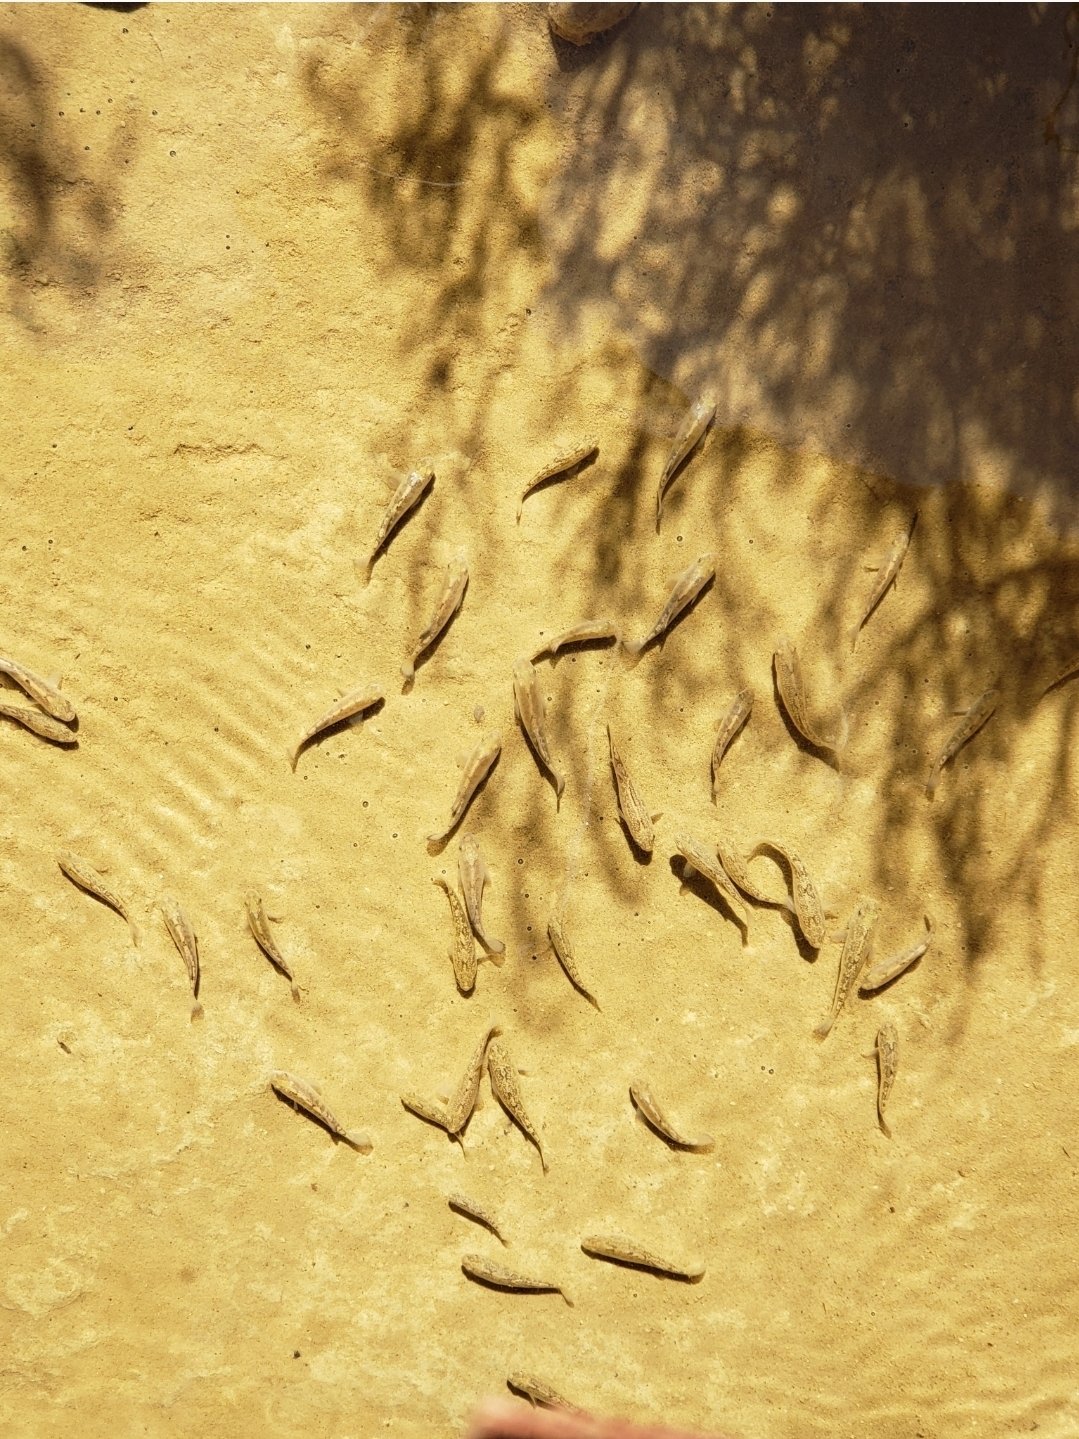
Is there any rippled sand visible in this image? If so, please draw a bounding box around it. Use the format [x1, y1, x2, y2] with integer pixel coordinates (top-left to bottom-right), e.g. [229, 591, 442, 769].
[2, 6, 1077, 1437]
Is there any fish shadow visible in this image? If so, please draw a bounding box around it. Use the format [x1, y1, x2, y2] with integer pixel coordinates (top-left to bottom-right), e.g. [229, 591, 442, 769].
[670, 856, 748, 945]
[292, 697, 386, 772]
[770, 662, 842, 772]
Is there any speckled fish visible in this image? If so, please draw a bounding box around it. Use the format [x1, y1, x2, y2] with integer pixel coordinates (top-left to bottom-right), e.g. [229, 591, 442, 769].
[402, 552, 468, 686]
[507, 1373, 582, 1413]
[401, 1090, 457, 1138]
[512, 659, 565, 804]
[458, 834, 505, 957]
[446, 1024, 502, 1137]
[869, 1021, 899, 1138]
[244, 890, 300, 1001]
[427, 729, 502, 849]
[462, 1253, 572, 1305]
[715, 836, 787, 909]
[711, 688, 753, 799]
[516, 439, 598, 522]
[432, 877, 478, 994]
[0, 653, 76, 723]
[656, 393, 716, 530]
[606, 725, 654, 854]
[850, 512, 918, 650]
[0, 699, 78, 746]
[749, 840, 828, 948]
[580, 1233, 704, 1282]
[269, 1070, 372, 1152]
[548, 914, 599, 1009]
[159, 896, 204, 1020]
[925, 686, 999, 800]
[532, 618, 620, 663]
[488, 1037, 547, 1173]
[1040, 654, 1079, 699]
[623, 552, 716, 658]
[814, 896, 880, 1039]
[774, 636, 844, 757]
[359, 465, 434, 584]
[673, 834, 748, 930]
[290, 683, 383, 771]
[630, 1081, 713, 1152]
[449, 1192, 507, 1245]
[58, 850, 139, 944]
[860, 917, 932, 992]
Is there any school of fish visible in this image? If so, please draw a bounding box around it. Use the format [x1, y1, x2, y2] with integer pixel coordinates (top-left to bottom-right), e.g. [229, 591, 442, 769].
[8, 390, 1022, 1424]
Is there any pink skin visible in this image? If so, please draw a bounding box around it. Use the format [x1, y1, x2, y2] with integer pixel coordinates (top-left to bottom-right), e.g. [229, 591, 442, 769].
[468, 1397, 735, 1439]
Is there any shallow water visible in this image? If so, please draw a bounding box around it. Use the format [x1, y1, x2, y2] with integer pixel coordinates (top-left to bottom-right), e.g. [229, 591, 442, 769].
[1, 6, 1077, 1437]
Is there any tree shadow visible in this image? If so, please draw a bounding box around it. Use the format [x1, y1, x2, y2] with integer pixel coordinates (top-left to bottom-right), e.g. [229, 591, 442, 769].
[0, 33, 134, 324]
[294, 4, 1079, 1023]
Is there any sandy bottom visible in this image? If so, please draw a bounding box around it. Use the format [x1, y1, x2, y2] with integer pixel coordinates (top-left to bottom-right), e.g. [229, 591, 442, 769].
[1, 5, 1078, 1437]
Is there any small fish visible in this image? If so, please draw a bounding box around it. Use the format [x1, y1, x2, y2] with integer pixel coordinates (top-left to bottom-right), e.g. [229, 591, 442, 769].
[446, 1024, 502, 1137]
[57, 850, 139, 944]
[512, 658, 565, 804]
[606, 725, 654, 854]
[244, 890, 300, 1001]
[427, 730, 502, 849]
[461, 1253, 572, 1305]
[548, 914, 599, 1009]
[359, 466, 435, 584]
[532, 618, 620, 663]
[269, 1070, 372, 1151]
[656, 393, 716, 530]
[925, 686, 1000, 800]
[1040, 655, 1079, 699]
[711, 688, 753, 798]
[580, 1233, 704, 1282]
[774, 637, 844, 757]
[488, 1037, 547, 1173]
[449, 1192, 507, 1245]
[516, 439, 598, 522]
[860, 917, 932, 992]
[0, 700, 78, 746]
[290, 683, 383, 771]
[715, 837, 787, 909]
[401, 1090, 456, 1136]
[507, 1373, 582, 1413]
[814, 896, 880, 1039]
[749, 841, 827, 948]
[630, 1082, 713, 1152]
[623, 553, 716, 658]
[401, 552, 469, 686]
[0, 653, 76, 723]
[850, 512, 918, 650]
[433, 877, 478, 994]
[458, 835, 506, 956]
[673, 834, 748, 930]
[159, 896, 204, 1020]
[869, 1021, 899, 1138]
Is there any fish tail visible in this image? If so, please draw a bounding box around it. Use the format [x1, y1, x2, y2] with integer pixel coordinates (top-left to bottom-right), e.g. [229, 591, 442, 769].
[190, 1001, 205, 1023]
[290, 984, 301, 1004]
[849, 622, 862, 653]
[127, 918, 142, 947]
[347, 1129, 373, 1154]
[400, 660, 415, 686]
[925, 766, 940, 800]
[812, 1014, 834, 1040]
[561, 1288, 574, 1307]
[515, 500, 524, 523]
[879, 1115, 892, 1140]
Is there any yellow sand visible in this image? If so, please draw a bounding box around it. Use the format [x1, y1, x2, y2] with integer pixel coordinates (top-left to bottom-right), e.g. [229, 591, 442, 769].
[2, 6, 1077, 1437]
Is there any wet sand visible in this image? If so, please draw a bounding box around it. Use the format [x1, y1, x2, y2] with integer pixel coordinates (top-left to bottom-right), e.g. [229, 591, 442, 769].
[1, 6, 1077, 1437]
